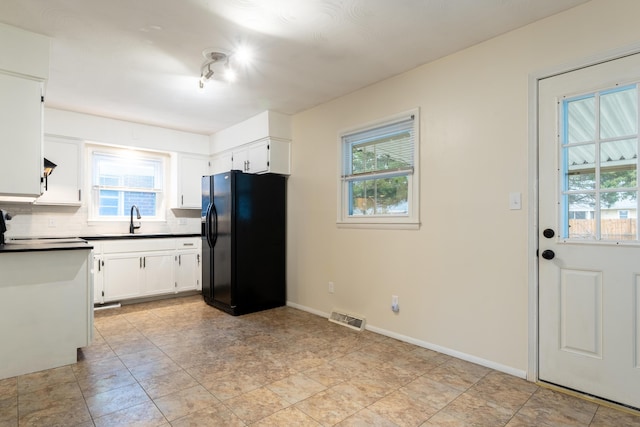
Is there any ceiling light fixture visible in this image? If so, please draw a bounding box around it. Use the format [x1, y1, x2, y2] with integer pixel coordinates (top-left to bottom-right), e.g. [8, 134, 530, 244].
[199, 48, 243, 89]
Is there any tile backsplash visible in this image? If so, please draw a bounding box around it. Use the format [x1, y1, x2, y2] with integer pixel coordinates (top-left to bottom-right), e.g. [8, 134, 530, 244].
[0, 203, 200, 238]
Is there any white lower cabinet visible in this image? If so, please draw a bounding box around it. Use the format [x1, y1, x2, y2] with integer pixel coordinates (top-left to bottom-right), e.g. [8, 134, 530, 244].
[93, 237, 201, 304]
[175, 238, 202, 292]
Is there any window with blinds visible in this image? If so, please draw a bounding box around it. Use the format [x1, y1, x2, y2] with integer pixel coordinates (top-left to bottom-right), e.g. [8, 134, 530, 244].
[339, 109, 420, 227]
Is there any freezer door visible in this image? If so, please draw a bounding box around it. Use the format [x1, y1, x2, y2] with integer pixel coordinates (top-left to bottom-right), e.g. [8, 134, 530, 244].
[212, 172, 233, 308]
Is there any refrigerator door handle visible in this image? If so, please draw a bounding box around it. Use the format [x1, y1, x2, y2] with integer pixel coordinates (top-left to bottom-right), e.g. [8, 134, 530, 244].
[205, 203, 213, 248]
[212, 204, 218, 247]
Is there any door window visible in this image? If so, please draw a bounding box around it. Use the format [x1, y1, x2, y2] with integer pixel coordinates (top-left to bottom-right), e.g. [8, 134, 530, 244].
[561, 84, 638, 241]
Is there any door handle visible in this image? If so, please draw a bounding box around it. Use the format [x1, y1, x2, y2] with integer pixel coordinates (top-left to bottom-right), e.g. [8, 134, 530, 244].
[543, 228, 555, 238]
[541, 250, 555, 260]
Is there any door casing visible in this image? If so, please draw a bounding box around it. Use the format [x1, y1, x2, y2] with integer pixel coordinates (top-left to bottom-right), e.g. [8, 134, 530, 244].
[528, 42, 640, 383]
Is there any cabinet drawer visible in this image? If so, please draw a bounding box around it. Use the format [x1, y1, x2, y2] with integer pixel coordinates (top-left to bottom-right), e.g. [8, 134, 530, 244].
[101, 239, 176, 254]
[175, 238, 200, 249]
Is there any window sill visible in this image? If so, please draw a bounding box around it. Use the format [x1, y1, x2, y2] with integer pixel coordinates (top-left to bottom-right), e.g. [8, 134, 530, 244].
[336, 221, 420, 230]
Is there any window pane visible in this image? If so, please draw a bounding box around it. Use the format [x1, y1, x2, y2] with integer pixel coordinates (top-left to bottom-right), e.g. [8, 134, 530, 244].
[349, 176, 408, 216]
[567, 96, 595, 143]
[600, 86, 637, 139]
[600, 139, 637, 189]
[600, 191, 636, 240]
[567, 194, 596, 239]
[565, 144, 595, 190]
[124, 192, 156, 217]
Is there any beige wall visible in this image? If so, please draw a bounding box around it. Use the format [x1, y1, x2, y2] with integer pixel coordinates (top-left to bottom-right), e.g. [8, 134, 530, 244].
[286, 0, 640, 374]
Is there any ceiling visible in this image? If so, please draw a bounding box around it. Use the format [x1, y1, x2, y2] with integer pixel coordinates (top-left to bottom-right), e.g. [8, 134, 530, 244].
[0, 0, 590, 135]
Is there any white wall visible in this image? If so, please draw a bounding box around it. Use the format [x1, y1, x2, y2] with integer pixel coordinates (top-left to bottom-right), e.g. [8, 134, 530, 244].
[287, 0, 640, 375]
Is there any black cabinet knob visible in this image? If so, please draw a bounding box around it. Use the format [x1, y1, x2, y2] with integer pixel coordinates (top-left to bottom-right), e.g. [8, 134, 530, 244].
[543, 228, 555, 238]
[541, 250, 555, 260]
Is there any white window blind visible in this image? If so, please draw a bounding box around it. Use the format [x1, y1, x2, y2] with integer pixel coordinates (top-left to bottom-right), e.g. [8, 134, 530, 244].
[343, 115, 415, 181]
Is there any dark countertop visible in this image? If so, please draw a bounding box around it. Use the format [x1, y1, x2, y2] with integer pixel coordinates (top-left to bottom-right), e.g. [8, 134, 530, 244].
[0, 238, 93, 253]
[0, 233, 200, 253]
[82, 233, 200, 240]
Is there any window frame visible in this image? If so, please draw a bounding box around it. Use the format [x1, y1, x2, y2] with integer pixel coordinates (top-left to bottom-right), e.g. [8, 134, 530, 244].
[337, 108, 420, 229]
[87, 144, 168, 222]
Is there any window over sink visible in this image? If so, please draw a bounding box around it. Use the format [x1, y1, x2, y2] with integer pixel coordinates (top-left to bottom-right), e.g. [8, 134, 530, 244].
[88, 145, 168, 221]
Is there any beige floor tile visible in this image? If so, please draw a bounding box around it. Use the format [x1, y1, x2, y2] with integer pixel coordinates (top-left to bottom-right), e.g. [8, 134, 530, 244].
[252, 406, 322, 426]
[18, 396, 91, 427]
[93, 401, 169, 427]
[295, 389, 365, 426]
[515, 388, 598, 426]
[224, 387, 291, 424]
[367, 389, 440, 427]
[0, 379, 16, 401]
[18, 381, 84, 417]
[266, 373, 327, 404]
[139, 369, 198, 400]
[0, 396, 17, 424]
[76, 365, 137, 397]
[426, 358, 491, 392]
[465, 371, 538, 412]
[399, 376, 462, 411]
[201, 371, 264, 401]
[85, 382, 151, 419]
[17, 366, 76, 394]
[169, 404, 246, 427]
[4, 298, 636, 426]
[435, 393, 516, 426]
[589, 406, 640, 427]
[153, 384, 219, 422]
[336, 408, 400, 426]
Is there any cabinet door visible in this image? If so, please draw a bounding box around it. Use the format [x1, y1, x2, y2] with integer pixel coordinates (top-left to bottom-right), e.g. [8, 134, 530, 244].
[178, 155, 209, 208]
[93, 256, 104, 304]
[142, 253, 175, 295]
[103, 255, 143, 302]
[36, 137, 82, 205]
[211, 152, 232, 174]
[232, 148, 249, 172]
[0, 73, 43, 197]
[247, 140, 269, 174]
[175, 251, 199, 292]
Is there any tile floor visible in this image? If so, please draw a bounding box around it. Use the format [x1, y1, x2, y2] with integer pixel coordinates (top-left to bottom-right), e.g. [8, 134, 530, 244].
[1, 294, 639, 426]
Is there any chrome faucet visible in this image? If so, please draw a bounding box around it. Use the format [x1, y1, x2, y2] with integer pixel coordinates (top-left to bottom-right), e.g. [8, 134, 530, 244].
[130, 205, 141, 234]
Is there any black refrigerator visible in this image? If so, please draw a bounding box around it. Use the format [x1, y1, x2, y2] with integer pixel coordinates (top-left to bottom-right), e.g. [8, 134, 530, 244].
[201, 170, 286, 315]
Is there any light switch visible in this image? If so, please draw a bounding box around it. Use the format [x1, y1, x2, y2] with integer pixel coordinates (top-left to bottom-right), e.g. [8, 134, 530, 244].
[509, 192, 521, 210]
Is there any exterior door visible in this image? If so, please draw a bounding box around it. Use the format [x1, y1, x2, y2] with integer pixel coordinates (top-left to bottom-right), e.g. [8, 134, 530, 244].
[539, 53, 640, 409]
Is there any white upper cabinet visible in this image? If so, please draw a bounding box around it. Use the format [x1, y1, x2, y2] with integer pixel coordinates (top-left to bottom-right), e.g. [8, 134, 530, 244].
[0, 23, 50, 200]
[211, 138, 291, 176]
[175, 154, 209, 209]
[0, 74, 44, 198]
[209, 111, 291, 176]
[36, 136, 83, 205]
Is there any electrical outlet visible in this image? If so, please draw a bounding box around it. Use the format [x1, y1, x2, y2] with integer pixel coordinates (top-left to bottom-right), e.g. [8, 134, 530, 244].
[328, 281, 334, 293]
[48, 218, 56, 228]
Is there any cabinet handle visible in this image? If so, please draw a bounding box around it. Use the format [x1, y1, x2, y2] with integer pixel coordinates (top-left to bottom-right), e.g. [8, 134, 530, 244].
[247, 160, 250, 171]
[181, 195, 184, 206]
[179, 255, 181, 266]
[143, 257, 146, 268]
[183, 243, 194, 247]
[197, 254, 200, 266]
[97, 260, 101, 272]
[78, 189, 82, 201]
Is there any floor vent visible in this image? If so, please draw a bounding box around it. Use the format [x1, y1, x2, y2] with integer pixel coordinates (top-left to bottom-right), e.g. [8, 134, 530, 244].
[329, 310, 365, 331]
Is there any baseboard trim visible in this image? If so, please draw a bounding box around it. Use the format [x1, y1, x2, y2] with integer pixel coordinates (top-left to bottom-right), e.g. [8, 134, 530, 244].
[286, 300, 527, 379]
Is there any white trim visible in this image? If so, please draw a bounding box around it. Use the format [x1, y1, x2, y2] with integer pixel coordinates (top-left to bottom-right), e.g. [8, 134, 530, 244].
[287, 300, 526, 379]
[527, 41, 640, 385]
[336, 108, 420, 227]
